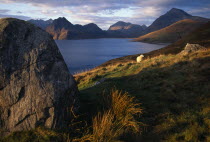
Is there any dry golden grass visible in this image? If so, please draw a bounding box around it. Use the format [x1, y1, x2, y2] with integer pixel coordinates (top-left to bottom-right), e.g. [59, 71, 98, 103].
[134, 19, 205, 43]
[76, 89, 143, 142]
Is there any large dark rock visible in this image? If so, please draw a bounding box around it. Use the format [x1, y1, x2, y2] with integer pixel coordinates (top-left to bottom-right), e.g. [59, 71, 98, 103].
[0, 18, 78, 135]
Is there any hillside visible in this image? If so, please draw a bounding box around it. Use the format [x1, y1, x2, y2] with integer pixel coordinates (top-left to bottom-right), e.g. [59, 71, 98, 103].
[99, 21, 210, 67]
[134, 19, 206, 43]
[146, 8, 209, 33]
[73, 23, 210, 141]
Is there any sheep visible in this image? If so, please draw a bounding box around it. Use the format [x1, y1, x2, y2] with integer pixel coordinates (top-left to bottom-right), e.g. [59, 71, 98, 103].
[136, 54, 144, 63]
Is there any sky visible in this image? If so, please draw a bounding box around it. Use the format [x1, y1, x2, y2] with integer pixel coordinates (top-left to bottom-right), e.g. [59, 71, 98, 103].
[0, 0, 209, 30]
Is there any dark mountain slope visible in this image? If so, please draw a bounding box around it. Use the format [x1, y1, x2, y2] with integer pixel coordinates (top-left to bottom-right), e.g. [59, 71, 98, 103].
[28, 19, 53, 29]
[146, 8, 209, 33]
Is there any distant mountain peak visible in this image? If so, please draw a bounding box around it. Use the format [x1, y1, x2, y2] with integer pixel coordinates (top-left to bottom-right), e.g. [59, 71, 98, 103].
[111, 21, 132, 27]
[141, 24, 147, 30]
[116, 21, 130, 24]
[170, 8, 183, 12]
[52, 17, 73, 28]
[54, 17, 70, 23]
[167, 8, 191, 16]
[83, 23, 103, 31]
[107, 21, 145, 37]
[145, 8, 208, 33]
[85, 23, 97, 26]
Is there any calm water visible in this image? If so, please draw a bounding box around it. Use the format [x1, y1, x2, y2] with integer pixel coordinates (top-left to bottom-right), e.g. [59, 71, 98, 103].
[56, 39, 166, 74]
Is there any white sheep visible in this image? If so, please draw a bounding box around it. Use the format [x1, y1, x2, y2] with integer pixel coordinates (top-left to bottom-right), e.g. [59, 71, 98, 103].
[136, 54, 144, 63]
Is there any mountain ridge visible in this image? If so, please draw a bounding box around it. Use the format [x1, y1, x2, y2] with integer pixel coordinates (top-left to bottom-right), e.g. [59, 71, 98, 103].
[134, 19, 206, 43]
[28, 8, 209, 40]
[44, 17, 106, 40]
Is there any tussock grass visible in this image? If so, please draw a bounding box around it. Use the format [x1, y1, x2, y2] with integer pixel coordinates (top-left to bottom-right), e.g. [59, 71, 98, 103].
[77, 89, 143, 142]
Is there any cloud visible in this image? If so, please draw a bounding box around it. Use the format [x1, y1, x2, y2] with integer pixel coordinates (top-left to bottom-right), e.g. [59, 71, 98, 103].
[188, 6, 210, 18]
[0, 0, 209, 29]
[0, 14, 31, 20]
[0, 9, 10, 13]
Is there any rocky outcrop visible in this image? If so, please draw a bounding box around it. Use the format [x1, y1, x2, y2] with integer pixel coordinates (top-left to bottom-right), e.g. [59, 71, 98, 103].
[0, 18, 78, 135]
[180, 43, 206, 55]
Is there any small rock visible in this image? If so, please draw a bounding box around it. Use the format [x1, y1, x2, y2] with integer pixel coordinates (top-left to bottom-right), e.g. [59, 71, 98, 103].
[180, 43, 206, 55]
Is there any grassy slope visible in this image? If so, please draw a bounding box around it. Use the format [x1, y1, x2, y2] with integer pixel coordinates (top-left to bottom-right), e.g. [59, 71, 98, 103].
[76, 49, 210, 141]
[75, 22, 210, 141]
[133, 19, 205, 43]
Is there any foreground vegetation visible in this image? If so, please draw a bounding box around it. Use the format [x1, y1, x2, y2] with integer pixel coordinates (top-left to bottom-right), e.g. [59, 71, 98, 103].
[2, 45, 210, 142]
[75, 48, 210, 141]
[0, 89, 142, 142]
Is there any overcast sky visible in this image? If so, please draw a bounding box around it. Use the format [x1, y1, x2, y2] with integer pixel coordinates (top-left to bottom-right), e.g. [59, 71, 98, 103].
[0, 0, 209, 30]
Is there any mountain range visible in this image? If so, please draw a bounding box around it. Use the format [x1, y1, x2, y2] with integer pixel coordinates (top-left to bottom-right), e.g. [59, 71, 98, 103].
[29, 18, 146, 39]
[28, 8, 209, 40]
[44, 17, 106, 40]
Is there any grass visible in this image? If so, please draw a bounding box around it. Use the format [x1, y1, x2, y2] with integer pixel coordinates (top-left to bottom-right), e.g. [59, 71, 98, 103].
[2, 48, 209, 142]
[75, 48, 210, 141]
[0, 127, 64, 142]
[0, 90, 143, 142]
[75, 89, 143, 142]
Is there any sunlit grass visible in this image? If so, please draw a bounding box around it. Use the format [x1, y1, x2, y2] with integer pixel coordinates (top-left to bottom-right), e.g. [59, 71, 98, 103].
[76, 49, 210, 141]
[77, 89, 143, 142]
[75, 49, 210, 90]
